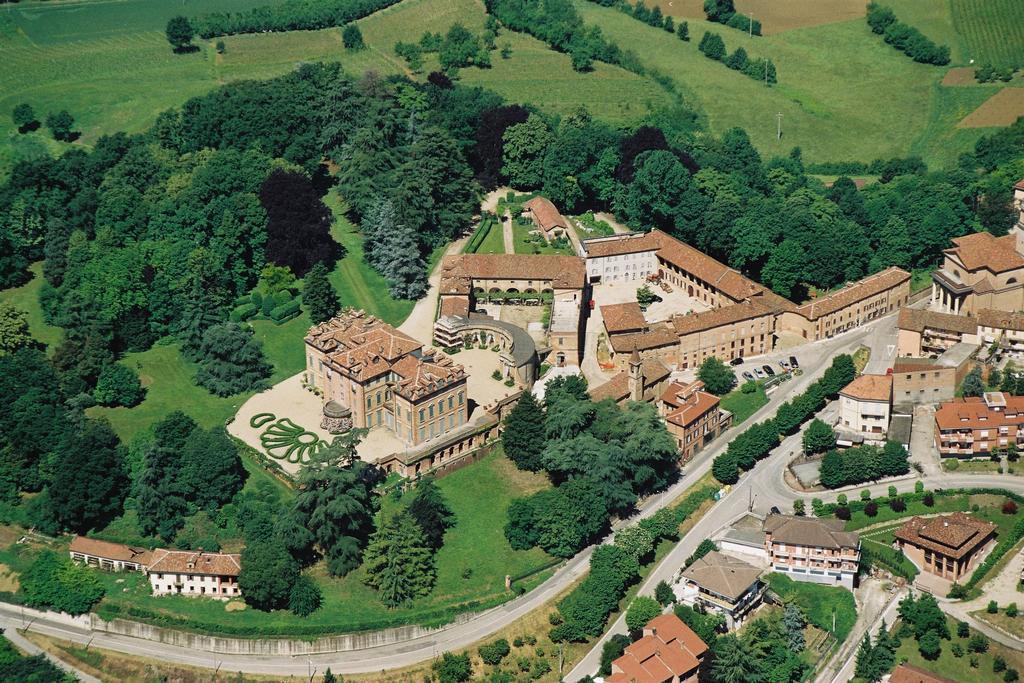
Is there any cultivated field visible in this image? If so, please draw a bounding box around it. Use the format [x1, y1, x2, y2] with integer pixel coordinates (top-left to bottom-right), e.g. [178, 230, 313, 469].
[959, 87, 1024, 128]
[573, 1, 995, 166]
[647, 0, 864, 34]
[951, 0, 1024, 69]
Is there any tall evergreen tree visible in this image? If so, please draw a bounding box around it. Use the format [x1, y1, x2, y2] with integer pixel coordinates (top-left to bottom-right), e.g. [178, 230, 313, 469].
[179, 427, 245, 509]
[135, 445, 189, 540]
[503, 391, 546, 471]
[302, 262, 340, 324]
[406, 476, 455, 550]
[361, 197, 398, 271]
[710, 634, 762, 683]
[362, 511, 436, 606]
[961, 367, 984, 398]
[195, 323, 272, 396]
[377, 220, 427, 299]
[783, 603, 806, 652]
[854, 633, 875, 681]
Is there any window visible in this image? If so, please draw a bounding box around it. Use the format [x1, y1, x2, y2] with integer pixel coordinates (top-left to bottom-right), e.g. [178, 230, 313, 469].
[459, 392, 464, 406]
[366, 397, 372, 408]
[429, 405, 434, 418]
[419, 409, 425, 422]
[448, 396, 453, 410]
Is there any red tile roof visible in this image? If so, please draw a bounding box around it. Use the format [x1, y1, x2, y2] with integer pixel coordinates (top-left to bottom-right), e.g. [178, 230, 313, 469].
[582, 232, 661, 258]
[70, 537, 151, 566]
[889, 664, 957, 683]
[147, 549, 241, 577]
[522, 196, 569, 233]
[601, 301, 648, 334]
[977, 308, 1024, 332]
[897, 307, 978, 335]
[589, 358, 670, 404]
[894, 512, 996, 560]
[671, 299, 774, 336]
[934, 393, 1024, 430]
[439, 254, 586, 294]
[793, 267, 910, 320]
[608, 326, 679, 353]
[840, 374, 892, 402]
[945, 232, 1024, 273]
[607, 613, 706, 683]
[438, 296, 470, 318]
[661, 382, 721, 428]
[651, 230, 764, 302]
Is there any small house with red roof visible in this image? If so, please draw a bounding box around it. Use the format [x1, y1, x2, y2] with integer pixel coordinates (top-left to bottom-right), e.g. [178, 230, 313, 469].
[658, 380, 732, 461]
[606, 613, 708, 683]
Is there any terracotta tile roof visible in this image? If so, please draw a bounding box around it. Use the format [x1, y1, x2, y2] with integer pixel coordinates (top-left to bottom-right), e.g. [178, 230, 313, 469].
[764, 514, 859, 550]
[897, 307, 978, 335]
[307, 310, 465, 396]
[601, 301, 647, 334]
[607, 614, 706, 683]
[439, 254, 586, 294]
[659, 379, 704, 408]
[889, 664, 957, 683]
[793, 267, 910, 320]
[892, 357, 944, 373]
[582, 232, 661, 258]
[589, 358, 670, 404]
[894, 512, 996, 560]
[147, 549, 241, 577]
[977, 308, 1024, 332]
[946, 232, 1024, 273]
[671, 299, 773, 336]
[680, 550, 762, 601]
[651, 230, 764, 302]
[608, 325, 678, 353]
[934, 393, 1024, 430]
[840, 374, 892, 402]
[70, 537, 151, 566]
[664, 387, 721, 429]
[522, 196, 569, 233]
[438, 296, 470, 318]
[1015, 179, 1024, 191]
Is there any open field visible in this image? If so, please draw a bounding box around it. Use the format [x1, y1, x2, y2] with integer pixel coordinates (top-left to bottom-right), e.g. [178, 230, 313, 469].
[959, 88, 1024, 128]
[648, 0, 864, 34]
[94, 451, 557, 636]
[894, 615, 1024, 682]
[0, 0, 669, 179]
[572, 2, 995, 167]
[951, 0, 1024, 69]
[0, 262, 62, 349]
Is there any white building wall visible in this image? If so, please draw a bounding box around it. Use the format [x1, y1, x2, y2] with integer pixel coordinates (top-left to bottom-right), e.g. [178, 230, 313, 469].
[148, 572, 241, 599]
[586, 251, 658, 282]
[838, 395, 891, 440]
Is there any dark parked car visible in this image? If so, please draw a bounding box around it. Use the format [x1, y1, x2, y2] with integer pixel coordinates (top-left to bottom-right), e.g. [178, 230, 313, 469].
[770, 506, 781, 515]
[729, 357, 744, 366]
[789, 356, 799, 368]
[762, 365, 775, 377]
[742, 371, 755, 382]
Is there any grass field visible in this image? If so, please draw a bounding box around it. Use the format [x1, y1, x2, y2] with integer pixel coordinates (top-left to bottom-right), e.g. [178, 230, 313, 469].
[574, 1, 997, 167]
[0, 0, 669, 180]
[475, 219, 507, 254]
[951, 0, 1024, 69]
[95, 451, 556, 635]
[764, 572, 857, 642]
[719, 382, 768, 425]
[0, 262, 62, 349]
[894, 615, 1024, 682]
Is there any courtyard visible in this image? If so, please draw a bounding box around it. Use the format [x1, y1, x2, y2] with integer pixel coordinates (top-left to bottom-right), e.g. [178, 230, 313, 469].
[591, 279, 711, 322]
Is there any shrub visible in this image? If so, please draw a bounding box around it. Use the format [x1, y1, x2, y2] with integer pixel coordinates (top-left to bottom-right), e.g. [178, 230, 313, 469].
[923, 492, 935, 506]
[1003, 500, 1018, 515]
[996, 656, 1008, 673]
[952, 642, 964, 657]
[288, 575, 323, 617]
[889, 497, 907, 512]
[93, 363, 145, 407]
[948, 583, 967, 599]
[269, 298, 301, 323]
[655, 580, 675, 607]
[1006, 669, 1020, 683]
[864, 501, 878, 517]
[957, 620, 970, 638]
[433, 652, 472, 682]
[1007, 602, 1018, 617]
[479, 638, 511, 666]
[918, 630, 941, 660]
[230, 302, 259, 322]
[988, 600, 999, 614]
[835, 506, 851, 521]
[968, 633, 989, 653]
[861, 489, 872, 501]
[915, 481, 924, 493]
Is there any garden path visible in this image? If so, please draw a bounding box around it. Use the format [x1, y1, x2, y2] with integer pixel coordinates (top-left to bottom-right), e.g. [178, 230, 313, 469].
[501, 210, 514, 253]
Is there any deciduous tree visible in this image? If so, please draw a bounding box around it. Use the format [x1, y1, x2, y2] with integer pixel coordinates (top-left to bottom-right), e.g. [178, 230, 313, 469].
[165, 16, 195, 52]
[697, 356, 736, 395]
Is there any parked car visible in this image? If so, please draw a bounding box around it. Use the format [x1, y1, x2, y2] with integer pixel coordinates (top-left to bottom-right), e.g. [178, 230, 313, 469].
[762, 365, 775, 377]
[754, 368, 767, 379]
[729, 357, 744, 366]
[770, 506, 781, 515]
[779, 360, 791, 370]
[789, 356, 799, 368]
[742, 371, 755, 382]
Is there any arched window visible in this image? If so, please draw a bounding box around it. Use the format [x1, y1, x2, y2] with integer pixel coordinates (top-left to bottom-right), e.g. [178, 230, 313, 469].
[1008, 278, 1018, 285]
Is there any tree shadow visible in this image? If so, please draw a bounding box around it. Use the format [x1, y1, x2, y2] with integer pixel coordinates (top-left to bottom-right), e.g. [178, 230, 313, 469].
[173, 44, 201, 54]
[17, 121, 41, 134]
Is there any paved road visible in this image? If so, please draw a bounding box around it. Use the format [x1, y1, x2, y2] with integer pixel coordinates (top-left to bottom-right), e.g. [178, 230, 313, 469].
[0, 616, 101, 682]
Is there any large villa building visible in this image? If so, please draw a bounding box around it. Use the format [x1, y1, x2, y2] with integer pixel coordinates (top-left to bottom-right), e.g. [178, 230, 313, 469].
[306, 310, 469, 448]
[894, 512, 996, 583]
[933, 391, 1024, 458]
[930, 230, 1024, 316]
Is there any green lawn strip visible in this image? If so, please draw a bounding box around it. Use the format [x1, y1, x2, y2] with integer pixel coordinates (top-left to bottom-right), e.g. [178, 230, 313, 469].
[96, 451, 556, 636]
[894, 614, 1024, 680]
[719, 383, 768, 425]
[573, 1, 958, 167]
[842, 493, 970, 531]
[477, 219, 507, 254]
[764, 572, 856, 643]
[0, 262, 62, 348]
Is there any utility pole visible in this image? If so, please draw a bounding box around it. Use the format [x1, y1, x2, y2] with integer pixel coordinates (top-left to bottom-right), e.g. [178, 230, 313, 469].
[776, 112, 782, 140]
[749, 13, 754, 37]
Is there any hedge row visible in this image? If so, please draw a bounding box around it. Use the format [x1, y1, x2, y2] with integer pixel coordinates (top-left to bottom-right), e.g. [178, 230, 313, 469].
[464, 216, 495, 254]
[963, 499, 1024, 592]
[192, 0, 401, 39]
[230, 302, 258, 322]
[866, 3, 950, 65]
[712, 354, 855, 484]
[269, 298, 301, 323]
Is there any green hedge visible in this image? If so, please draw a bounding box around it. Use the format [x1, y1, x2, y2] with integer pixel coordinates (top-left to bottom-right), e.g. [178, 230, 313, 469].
[673, 485, 718, 525]
[269, 299, 301, 323]
[465, 216, 495, 254]
[230, 302, 259, 322]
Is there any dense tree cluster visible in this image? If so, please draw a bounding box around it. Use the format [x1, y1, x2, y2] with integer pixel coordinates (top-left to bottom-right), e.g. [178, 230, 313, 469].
[550, 544, 639, 640]
[20, 550, 105, 615]
[898, 592, 950, 660]
[699, 29, 777, 86]
[819, 441, 910, 489]
[396, 23, 493, 74]
[503, 376, 679, 557]
[704, 0, 761, 35]
[710, 609, 808, 682]
[713, 354, 855, 484]
[866, 3, 950, 65]
[855, 622, 898, 682]
[191, 0, 401, 38]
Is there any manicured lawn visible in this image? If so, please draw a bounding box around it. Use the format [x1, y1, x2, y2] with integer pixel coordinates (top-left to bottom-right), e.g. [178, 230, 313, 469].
[573, 1, 993, 167]
[476, 219, 507, 255]
[764, 572, 857, 642]
[0, 262, 62, 349]
[843, 493, 970, 531]
[96, 451, 556, 635]
[893, 615, 1024, 681]
[719, 382, 768, 425]
[512, 222, 575, 255]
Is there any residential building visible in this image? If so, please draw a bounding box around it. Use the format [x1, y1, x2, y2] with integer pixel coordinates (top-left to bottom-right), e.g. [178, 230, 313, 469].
[146, 549, 241, 599]
[763, 514, 860, 590]
[437, 253, 587, 366]
[601, 301, 648, 336]
[582, 232, 660, 283]
[590, 350, 671, 405]
[889, 664, 956, 683]
[672, 299, 776, 369]
[892, 342, 977, 405]
[658, 379, 732, 461]
[69, 537, 150, 572]
[677, 550, 764, 628]
[522, 196, 570, 240]
[933, 391, 1024, 458]
[606, 613, 708, 683]
[931, 231, 1024, 316]
[777, 267, 911, 341]
[607, 324, 680, 370]
[977, 308, 1024, 358]
[838, 374, 892, 440]
[893, 512, 996, 582]
[896, 308, 980, 357]
[306, 310, 469, 448]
